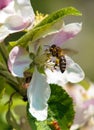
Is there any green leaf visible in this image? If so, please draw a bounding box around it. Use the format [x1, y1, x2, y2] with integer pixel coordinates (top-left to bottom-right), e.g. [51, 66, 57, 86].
[10, 7, 81, 47]
[48, 84, 75, 130]
[27, 84, 74, 130]
[35, 7, 82, 28]
[0, 43, 9, 65]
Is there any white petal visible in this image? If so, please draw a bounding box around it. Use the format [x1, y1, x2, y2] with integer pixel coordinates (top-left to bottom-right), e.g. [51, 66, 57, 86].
[27, 68, 51, 121]
[45, 56, 84, 86]
[66, 56, 85, 83]
[15, 0, 35, 22]
[0, 26, 10, 42]
[63, 23, 82, 34]
[8, 46, 31, 77]
[70, 124, 80, 130]
[45, 68, 68, 86]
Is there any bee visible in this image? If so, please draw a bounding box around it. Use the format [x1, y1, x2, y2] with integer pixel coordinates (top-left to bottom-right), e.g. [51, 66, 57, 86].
[49, 44, 66, 73]
[49, 44, 77, 73]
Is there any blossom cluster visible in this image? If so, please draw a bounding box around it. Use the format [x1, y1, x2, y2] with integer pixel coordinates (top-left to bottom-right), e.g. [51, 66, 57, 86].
[0, 0, 88, 128]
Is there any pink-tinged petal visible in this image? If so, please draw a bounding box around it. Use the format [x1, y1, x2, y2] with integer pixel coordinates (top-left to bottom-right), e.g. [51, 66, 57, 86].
[73, 105, 94, 128]
[83, 99, 94, 109]
[0, 0, 35, 24]
[8, 46, 31, 77]
[64, 84, 85, 105]
[0, 0, 35, 41]
[31, 23, 82, 47]
[27, 68, 51, 121]
[72, 106, 86, 128]
[49, 23, 82, 46]
[66, 83, 94, 129]
[5, 15, 31, 31]
[56, 23, 82, 46]
[13, 0, 35, 30]
[0, 1, 14, 23]
[0, 0, 12, 9]
[83, 105, 94, 119]
[65, 85, 88, 129]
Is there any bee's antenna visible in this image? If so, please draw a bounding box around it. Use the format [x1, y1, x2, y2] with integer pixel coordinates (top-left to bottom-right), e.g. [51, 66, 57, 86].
[44, 44, 50, 51]
[44, 45, 50, 47]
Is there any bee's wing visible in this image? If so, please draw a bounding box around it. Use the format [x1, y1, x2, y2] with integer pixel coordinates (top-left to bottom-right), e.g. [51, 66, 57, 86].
[63, 48, 78, 56]
[65, 56, 85, 83]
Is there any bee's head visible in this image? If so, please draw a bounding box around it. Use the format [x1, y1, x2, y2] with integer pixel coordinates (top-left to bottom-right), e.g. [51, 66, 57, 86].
[49, 44, 56, 52]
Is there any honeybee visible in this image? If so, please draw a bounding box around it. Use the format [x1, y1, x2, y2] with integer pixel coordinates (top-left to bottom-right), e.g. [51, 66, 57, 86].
[49, 44, 77, 73]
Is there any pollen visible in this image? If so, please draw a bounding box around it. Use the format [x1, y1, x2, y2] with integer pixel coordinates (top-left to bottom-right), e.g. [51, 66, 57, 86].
[34, 11, 48, 25]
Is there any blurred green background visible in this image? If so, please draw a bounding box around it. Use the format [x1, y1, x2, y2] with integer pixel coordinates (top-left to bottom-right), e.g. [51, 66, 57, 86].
[31, 0, 94, 82]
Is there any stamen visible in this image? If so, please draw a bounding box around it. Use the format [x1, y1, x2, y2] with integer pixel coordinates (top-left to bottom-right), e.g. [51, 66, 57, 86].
[34, 11, 48, 25]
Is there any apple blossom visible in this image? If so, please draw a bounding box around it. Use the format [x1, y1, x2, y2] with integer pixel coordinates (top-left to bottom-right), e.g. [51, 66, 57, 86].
[64, 83, 94, 130]
[8, 22, 85, 121]
[0, 0, 35, 42]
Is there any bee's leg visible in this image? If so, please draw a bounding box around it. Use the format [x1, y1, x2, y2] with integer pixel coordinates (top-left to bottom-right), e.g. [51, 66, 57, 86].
[54, 59, 59, 69]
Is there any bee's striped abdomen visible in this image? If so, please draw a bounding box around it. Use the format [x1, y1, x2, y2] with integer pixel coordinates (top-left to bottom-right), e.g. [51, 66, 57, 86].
[59, 56, 66, 73]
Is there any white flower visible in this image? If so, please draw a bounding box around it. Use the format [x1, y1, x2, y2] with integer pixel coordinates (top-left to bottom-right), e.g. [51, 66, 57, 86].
[0, 0, 35, 42]
[64, 83, 94, 130]
[8, 22, 84, 121]
[45, 55, 84, 86]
